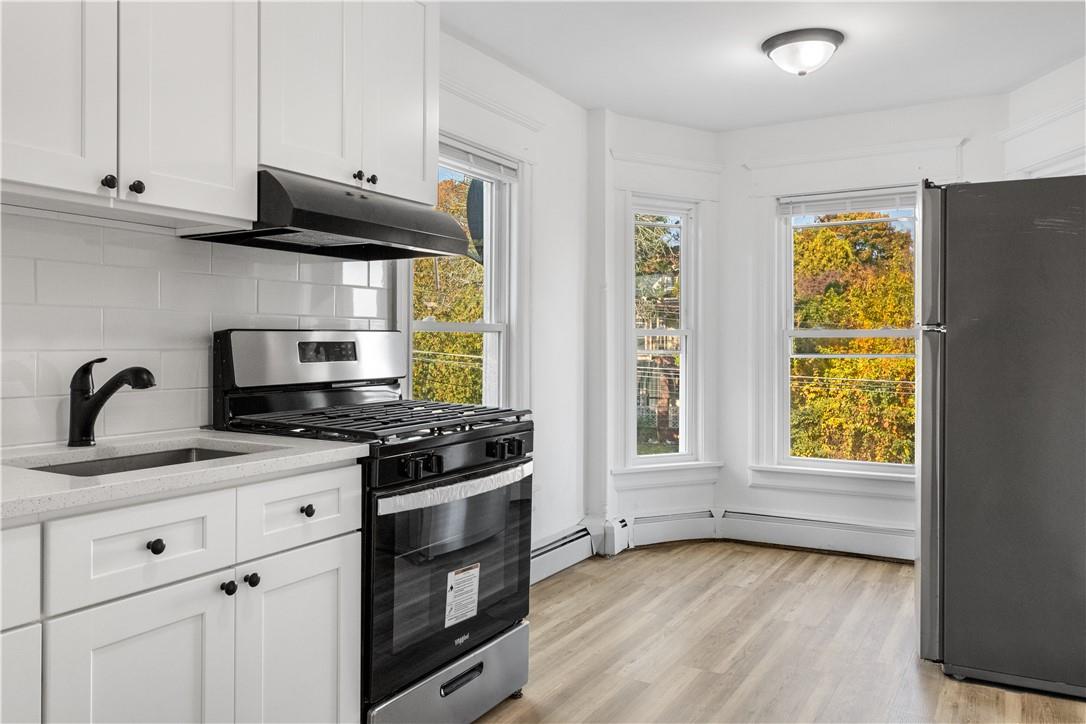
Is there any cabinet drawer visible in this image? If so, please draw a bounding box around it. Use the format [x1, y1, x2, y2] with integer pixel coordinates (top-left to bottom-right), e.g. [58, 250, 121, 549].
[237, 466, 362, 561]
[44, 489, 236, 615]
[1, 524, 41, 630]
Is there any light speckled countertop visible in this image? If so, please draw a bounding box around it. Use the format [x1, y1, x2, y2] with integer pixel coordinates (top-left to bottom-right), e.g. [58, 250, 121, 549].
[1, 429, 368, 527]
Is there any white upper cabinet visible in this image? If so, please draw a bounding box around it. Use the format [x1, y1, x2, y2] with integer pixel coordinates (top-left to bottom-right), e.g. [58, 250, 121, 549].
[1, 1, 257, 222]
[260, 0, 438, 206]
[360, 1, 438, 206]
[1, 1, 118, 197]
[119, 1, 258, 220]
[259, 0, 364, 186]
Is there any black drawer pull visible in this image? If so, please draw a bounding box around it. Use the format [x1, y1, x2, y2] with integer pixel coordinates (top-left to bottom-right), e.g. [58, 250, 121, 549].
[244, 572, 260, 588]
[300, 503, 316, 518]
[146, 538, 166, 555]
[220, 581, 237, 596]
[439, 662, 484, 698]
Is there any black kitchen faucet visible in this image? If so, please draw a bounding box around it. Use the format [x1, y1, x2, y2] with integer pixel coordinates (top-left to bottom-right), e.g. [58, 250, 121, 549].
[68, 358, 156, 447]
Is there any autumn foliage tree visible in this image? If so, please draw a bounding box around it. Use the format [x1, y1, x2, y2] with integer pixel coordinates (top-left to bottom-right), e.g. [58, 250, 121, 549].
[411, 173, 485, 404]
[790, 212, 916, 464]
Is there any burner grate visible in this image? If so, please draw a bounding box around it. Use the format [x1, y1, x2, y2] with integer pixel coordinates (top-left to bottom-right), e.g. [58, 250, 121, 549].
[233, 399, 528, 442]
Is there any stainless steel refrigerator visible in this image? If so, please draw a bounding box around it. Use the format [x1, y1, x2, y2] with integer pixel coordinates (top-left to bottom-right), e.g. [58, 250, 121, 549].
[918, 175, 1086, 698]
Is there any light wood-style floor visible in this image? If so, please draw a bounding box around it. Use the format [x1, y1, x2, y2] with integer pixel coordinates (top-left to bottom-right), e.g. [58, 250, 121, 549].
[481, 540, 1086, 723]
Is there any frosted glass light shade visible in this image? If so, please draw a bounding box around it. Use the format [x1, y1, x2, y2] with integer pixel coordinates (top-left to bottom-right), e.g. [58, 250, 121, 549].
[762, 28, 845, 76]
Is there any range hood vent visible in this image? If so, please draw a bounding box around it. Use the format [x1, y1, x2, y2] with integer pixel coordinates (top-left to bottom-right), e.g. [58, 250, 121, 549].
[182, 169, 468, 261]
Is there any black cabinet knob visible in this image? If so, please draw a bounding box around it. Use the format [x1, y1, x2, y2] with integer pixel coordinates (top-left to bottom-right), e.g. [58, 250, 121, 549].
[128, 179, 146, 194]
[244, 573, 260, 588]
[365, 174, 378, 185]
[220, 581, 237, 596]
[146, 538, 166, 555]
[352, 170, 365, 181]
[100, 174, 118, 189]
[300, 503, 316, 518]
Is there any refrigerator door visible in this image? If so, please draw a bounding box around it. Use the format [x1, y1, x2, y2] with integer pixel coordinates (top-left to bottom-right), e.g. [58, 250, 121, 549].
[917, 326, 944, 662]
[942, 176, 1086, 695]
[919, 182, 945, 326]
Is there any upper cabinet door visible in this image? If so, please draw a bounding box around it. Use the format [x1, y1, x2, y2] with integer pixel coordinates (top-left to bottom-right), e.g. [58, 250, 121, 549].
[119, 1, 258, 220]
[360, 0, 438, 206]
[1, 1, 118, 196]
[260, 1, 364, 187]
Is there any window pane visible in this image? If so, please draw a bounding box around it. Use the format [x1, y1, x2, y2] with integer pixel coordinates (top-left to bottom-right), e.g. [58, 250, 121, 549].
[411, 331, 485, 404]
[412, 167, 489, 324]
[634, 217, 681, 329]
[790, 356, 916, 464]
[791, 337, 915, 356]
[636, 350, 682, 456]
[792, 212, 915, 330]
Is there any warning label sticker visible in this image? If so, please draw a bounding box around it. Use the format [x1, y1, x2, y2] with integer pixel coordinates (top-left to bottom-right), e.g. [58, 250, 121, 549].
[444, 562, 481, 628]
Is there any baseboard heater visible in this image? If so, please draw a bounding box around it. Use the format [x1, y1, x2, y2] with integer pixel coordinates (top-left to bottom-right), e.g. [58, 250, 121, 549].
[631, 509, 716, 547]
[719, 510, 914, 560]
[721, 510, 912, 537]
[529, 527, 593, 584]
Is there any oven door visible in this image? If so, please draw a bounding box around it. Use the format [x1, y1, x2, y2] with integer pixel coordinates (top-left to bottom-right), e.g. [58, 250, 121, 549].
[366, 459, 532, 704]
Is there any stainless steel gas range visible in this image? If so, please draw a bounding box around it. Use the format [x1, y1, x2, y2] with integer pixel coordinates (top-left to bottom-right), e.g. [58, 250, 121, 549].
[213, 329, 532, 723]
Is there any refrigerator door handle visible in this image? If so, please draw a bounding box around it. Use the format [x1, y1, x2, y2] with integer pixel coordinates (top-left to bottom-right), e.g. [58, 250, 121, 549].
[920, 184, 946, 326]
[918, 327, 945, 661]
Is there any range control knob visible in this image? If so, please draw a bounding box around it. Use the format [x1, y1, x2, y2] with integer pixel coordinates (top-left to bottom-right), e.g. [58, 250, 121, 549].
[504, 437, 525, 458]
[485, 440, 508, 460]
[399, 457, 425, 480]
[423, 453, 445, 475]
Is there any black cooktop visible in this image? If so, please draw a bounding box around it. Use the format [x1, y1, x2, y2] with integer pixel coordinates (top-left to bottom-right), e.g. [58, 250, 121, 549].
[232, 399, 529, 442]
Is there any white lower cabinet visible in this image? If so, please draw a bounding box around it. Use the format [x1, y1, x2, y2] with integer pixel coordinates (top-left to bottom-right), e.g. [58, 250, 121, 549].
[45, 570, 237, 723]
[235, 534, 362, 723]
[2, 624, 42, 724]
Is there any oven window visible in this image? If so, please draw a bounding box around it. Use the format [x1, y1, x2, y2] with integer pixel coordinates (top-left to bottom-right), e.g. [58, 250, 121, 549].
[369, 475, 531, 701]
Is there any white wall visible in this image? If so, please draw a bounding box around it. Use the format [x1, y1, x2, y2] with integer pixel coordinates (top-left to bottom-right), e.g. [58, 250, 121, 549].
[1002, 57, 1085, 178]
[438, 33, 590, 547]
[0, 208, 392, 446]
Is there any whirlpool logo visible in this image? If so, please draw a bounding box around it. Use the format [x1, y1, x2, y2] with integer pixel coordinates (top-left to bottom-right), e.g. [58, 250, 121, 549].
[454, 633, 470, 647]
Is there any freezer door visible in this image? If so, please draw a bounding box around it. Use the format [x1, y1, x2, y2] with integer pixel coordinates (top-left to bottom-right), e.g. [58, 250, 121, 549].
[917, 327, 944, 661]
[942, 176, 1086, 692]
[919, 183, 945, 325]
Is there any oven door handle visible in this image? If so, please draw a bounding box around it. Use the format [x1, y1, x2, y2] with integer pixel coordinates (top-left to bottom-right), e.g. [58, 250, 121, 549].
[377, 461, 533, 516]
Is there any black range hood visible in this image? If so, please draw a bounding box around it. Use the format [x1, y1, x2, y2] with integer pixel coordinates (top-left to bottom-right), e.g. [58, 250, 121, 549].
[182, 169, 468, 261]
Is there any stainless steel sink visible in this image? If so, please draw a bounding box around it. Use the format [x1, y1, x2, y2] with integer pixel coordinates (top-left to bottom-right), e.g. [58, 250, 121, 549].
[30, 447, 247, 477]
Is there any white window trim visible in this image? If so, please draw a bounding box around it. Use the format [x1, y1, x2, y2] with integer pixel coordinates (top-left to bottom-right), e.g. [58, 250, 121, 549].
[400, 140, 526, 408]
[765, 192, 918, 478]
[624, 193, 701, 468]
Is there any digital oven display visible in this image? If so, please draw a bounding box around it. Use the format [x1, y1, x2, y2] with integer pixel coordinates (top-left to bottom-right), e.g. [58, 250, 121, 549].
[298, 341, 357, 363]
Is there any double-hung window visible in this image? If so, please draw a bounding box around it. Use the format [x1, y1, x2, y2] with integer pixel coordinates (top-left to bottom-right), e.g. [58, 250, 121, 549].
[780, 189, 917, 468]
[631, 200, 695, 460]
[410, 142, 516, 406]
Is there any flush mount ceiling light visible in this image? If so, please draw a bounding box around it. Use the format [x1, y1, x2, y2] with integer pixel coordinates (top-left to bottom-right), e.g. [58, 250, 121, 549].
[762, 28, 845, 76]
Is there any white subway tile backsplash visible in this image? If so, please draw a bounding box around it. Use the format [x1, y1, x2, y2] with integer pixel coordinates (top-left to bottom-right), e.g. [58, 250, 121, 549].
[1, 395, 94, 446]
[102, 388, 209, 436]
[334, 286, 384, 318]
[298, 256, 370, 287]
[298, 317, 370, 330]
[37, 351, 162, 398]
[1, 352, 36, 398]
[104, 309, 209, 350]
[1, 213, 102, 263]
[161, 350, 210, 389]
[103, 229, 212, 273]
[2, 305, 102, 350]
[2, 214, 394, 444]
[212, 244, 298, 280]
[258, 280, 334, 316]
[212, 313, 299, 331]
[37, 260, 159, 309]
[161, 271, 256, 313]
[2, 257, 35, 303]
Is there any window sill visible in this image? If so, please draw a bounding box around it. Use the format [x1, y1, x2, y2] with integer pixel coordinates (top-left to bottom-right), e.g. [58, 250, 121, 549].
[749, 463, 915, 484]
[612, 460, 724, 476]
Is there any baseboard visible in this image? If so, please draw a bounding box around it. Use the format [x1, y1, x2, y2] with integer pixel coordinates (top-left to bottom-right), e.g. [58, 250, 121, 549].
[717, 510, 914, 560]
[530, 527, 594, 584]
[631, 510, 716, 547]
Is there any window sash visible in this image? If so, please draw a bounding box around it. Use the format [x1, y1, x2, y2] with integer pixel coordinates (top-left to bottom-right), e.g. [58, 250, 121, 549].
[629, 199, 695, 463]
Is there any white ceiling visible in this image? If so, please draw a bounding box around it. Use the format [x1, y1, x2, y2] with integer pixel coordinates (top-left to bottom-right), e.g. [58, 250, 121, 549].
[440, 2, 1086, 131]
